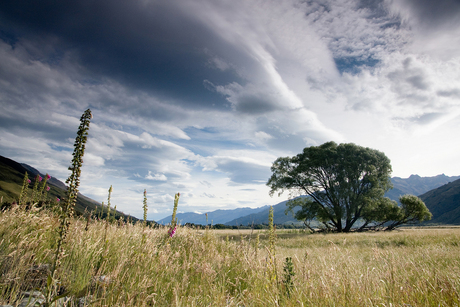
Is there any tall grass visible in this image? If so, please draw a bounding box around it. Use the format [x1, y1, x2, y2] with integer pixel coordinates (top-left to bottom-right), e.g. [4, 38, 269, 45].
[0, 205, 459, 306]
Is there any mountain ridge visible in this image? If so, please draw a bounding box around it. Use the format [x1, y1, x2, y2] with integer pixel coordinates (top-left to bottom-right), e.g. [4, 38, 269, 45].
[156, 206, 269, 225]
[3, 154, 459, 226]
[0, 155, 136, 221]
[226, 174, 460, 226]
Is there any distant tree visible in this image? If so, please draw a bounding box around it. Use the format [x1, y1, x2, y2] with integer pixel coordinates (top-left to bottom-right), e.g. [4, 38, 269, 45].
[268, 141, 432, 232]
[385, 195, 432, 230]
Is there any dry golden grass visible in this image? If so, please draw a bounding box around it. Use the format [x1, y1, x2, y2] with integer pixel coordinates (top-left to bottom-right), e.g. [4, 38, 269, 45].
[0, 207, 459, 306]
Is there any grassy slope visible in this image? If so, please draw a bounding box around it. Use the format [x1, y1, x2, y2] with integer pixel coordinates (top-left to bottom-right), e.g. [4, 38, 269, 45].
[0, 156, 30, 203]
[420, 178, 460, 225]
[0, 155, 136, 221]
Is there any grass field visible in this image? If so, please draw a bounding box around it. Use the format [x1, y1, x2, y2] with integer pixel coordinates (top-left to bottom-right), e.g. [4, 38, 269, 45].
[0, 206, 459, 306]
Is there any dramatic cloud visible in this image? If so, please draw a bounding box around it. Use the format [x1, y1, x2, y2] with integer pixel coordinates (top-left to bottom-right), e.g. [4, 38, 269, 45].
[0, 0, 459, 220]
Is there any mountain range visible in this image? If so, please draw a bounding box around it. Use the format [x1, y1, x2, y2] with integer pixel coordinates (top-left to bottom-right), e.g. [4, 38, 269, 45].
[159, 174, 460, 226]
[156, 206, 269, 225]
[2, 154, 459, 226]
[385, 174, 460, 201]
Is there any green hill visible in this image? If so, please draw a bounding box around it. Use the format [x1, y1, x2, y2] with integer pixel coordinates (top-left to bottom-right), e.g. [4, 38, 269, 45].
[420, 178, 460, 225]
[0, 155, 136, 221]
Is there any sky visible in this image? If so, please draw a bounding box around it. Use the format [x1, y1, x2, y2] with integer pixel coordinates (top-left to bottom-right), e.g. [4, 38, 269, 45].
[0, 0, 459, 220]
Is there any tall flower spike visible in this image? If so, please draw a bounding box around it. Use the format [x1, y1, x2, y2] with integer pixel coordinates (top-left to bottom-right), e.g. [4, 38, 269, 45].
[143, 189, 148, 227]
[39, 173, 50, 202]
[31, 174, 41, 204]
[18, 172, 30, 206]
[49, 109, 92, 304]
[170, 193, 180, 231]
[106, 185, 112, 221]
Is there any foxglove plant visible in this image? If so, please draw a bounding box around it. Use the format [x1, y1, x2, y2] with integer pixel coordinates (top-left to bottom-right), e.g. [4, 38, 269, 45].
[168, 225, 177, 237]
[143, 189, 148, 227]
[39, 174, 51, 202]
[141, 189, 148, 244]
[107, 185, 112, 221]
[47, 109, 92, 306]
[18, 172, 30, 206]
[168, 193, 180, 238]
[266, 206, 278, 286]
[104, 186, 113, 241]
[31, 174, 42, 204]
[283, 257, 295, 297]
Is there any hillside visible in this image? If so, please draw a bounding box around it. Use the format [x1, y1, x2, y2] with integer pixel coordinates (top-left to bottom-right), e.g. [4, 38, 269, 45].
[226, 174, 460, 226]
[420, 178, 460, 225]
[0, 155, 135, 221]
[162, 174, 460, 226]
[385, 174, 460, 201]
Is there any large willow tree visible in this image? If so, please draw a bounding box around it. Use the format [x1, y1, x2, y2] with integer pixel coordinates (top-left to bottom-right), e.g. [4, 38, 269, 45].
[267, 141, 431, 232]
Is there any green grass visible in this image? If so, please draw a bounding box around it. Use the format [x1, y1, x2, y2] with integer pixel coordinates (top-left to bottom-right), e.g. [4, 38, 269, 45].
[0, 207, 459, 306]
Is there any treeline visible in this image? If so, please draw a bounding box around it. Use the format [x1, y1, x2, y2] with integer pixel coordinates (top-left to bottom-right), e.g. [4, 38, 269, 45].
[180, 223, 305, 229]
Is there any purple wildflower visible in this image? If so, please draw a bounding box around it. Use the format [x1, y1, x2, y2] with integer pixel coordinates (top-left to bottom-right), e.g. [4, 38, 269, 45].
[168, 225, 177, 238]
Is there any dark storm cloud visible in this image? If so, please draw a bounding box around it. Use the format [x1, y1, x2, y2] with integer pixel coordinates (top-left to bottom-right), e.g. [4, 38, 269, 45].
[405, 75, 430, 91]
[0, 0, 243, 110]
[234, 94, 280, 115]
[398, 0, 460, 27]
[215, 159, 271, 185]
[386, 57, 433, 104]
[437, 89, 460, 98]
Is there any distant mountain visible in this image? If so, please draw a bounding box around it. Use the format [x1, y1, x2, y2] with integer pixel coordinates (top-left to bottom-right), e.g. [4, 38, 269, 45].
[420, 178, 460, 225]
[224, 199, 300, 226]
[158, 174, 460, 227]
[0, 155, 136, 221]
[225, 174, 460, 226]
[385, 174, 460, 201]
[157, 206, 269, 225]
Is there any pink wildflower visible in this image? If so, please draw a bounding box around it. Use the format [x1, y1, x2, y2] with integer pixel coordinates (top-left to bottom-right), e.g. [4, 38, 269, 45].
[46, 174, 51, 180]
[27, 179, 31, 184]
[38, 175, 42, 182]
[168, 225, 177, 238]
[56, 197, 60, 202]
[46, 186, 50, 191]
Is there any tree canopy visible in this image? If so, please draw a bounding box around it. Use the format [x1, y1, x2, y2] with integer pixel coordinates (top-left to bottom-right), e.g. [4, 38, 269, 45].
[267, 142, 431, 232]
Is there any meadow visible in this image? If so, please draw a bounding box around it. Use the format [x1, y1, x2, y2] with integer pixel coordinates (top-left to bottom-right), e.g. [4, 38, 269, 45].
[0, 206, 459, 306]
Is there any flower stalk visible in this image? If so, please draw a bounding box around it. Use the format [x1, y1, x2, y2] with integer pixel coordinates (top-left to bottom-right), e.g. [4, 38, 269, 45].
[143, 189, 148, 227]
[168, 193, 180, 238]
[47, 109, 92, 306]
[18, 172, 30, 206]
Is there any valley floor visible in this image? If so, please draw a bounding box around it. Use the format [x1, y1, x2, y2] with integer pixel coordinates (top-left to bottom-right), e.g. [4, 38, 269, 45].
[1, 207, 459, 306]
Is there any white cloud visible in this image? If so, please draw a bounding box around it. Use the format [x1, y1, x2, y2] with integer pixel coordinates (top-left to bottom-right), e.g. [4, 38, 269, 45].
[145, 171, 167, 181]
